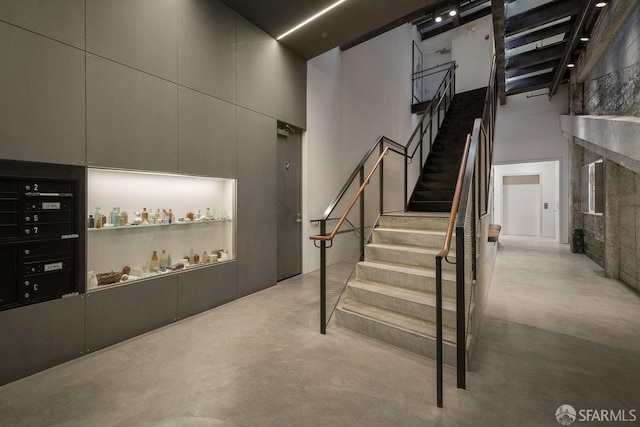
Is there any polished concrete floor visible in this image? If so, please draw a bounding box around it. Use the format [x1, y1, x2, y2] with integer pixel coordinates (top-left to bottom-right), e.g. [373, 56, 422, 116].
[1, 236, 639, 426]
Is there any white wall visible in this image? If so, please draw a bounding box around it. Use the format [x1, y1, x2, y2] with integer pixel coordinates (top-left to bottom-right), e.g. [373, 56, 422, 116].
[303, 25, 418, 273]
[452, 15, 494, 93]
[419, 15, 494, 94]
[494, 161, 559, 239]
[493, 86, 570, 243]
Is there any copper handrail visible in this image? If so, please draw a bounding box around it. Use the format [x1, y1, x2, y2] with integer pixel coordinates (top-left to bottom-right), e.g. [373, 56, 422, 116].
[310, 146, 390, 241]
[437, 133, 472, 258]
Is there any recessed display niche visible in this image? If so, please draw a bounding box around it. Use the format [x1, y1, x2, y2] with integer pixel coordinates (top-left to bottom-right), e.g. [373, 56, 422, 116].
[87, 168, 235, 290]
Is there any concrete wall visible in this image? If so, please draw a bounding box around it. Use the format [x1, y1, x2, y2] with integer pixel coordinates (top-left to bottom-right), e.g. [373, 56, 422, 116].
[567, 4, 640, 286]
[583, 5, 640, 116]
[494, 87, 570, 243]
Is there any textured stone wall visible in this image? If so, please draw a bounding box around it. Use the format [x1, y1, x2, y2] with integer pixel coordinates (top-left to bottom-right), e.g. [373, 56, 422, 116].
[618, 167, 640, 291]
[583, 5, 640, 117]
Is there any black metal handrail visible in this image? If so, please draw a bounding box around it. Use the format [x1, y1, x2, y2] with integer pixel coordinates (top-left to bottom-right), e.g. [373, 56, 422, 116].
[433, 55, 497, 407]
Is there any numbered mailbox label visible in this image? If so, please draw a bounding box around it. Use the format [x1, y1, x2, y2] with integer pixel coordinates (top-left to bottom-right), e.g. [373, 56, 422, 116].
[44, 262, 63, 272]
[42, 202, 61, 210]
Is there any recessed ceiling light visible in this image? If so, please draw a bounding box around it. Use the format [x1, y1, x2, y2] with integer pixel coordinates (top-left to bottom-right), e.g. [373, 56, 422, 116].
[277, 0, 348, 40]
[567, 63, 575, 68]
[449, 10, 457, 16]
[580, 36, 589, 42]
[595, 2, 607, 7]
[435, 16, 443, 23]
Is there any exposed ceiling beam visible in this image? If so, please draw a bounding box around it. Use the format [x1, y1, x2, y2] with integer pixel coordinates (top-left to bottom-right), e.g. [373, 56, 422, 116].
[506, 41, 566, 70]
[505, 0, 581, 37]
[505, 20, 572, 50]
[505, 71, 554, 95]
[576, 0, 638, 82]
[506, 60, 557, 79]
[418, 5, 491, 38]
[491, 0, 506, 105]
[549, 0, 596, 97]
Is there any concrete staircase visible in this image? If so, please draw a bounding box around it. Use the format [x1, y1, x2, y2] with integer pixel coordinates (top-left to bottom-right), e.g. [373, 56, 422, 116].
[336, 214, 461, 365]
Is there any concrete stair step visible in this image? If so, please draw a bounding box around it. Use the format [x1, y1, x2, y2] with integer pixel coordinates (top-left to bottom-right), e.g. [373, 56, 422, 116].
[345, 279, 457, 327]
[356, 260, 457, 297]
[378, 214, 449, 231]
[336, 300, 457, 365]
[372, 227, 455, 248]
[365, 242, 456, 270]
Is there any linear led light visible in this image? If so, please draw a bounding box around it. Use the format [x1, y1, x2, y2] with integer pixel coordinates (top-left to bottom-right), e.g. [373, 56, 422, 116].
[595, 2, 607, 7]
[277, 0, 348, 40]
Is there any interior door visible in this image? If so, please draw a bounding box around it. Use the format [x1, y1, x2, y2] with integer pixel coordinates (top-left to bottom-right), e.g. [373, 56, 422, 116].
[277, 127, 302, 281]
[503, 174, 541, 236]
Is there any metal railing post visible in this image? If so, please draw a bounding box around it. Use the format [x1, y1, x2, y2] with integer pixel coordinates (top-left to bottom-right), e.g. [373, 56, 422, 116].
[436, 255, 444, 408]
[320, 220, 327, 335]
[359, 169, 365, 260]
[420, 122, 424, 172]
[429, 104, 434, 150]
[456, 228, 466, 389]
[404, 148, 408, 211]
[380, 143, 384, 214]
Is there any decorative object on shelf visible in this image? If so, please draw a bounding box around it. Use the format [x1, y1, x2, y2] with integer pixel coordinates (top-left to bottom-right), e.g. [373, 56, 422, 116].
[97, 271, 122, 286]
[168, 262, 184, 270]
[88, 215, 95, 228]
[206, 208, 212, 220]
[155, 208, 161, 224]
[110, 207, 119, 227]
[194, 253, 200, 264]
[159, 250, 168, 268]
[141, 208, 149, 224]
[120, 274, 129, 282]
[209, 252, 218, 262]
[167, 254, 172, 266]
[119, 210, 128, 226]
[150, 250, 160, 271]
[132, 211, 143, 225]
[94, 207, 103, 228]
[188, 249, 195, 264]
[168, 208, 173, 224]
[122, 266, 131, 275]
[87, 271, 98, 289]
[186, 211, 194, 221]
[202, 251, 209, 264]
[220, 207, 228, 219]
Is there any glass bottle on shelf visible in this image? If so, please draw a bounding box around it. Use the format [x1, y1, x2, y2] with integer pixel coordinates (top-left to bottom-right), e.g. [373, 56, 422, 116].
[168, 209, 173, 224]
[94, 207, 102, 228]
[150, 250, 160, 272]
[88, 215, 95, 228]
[141, 208, 149, 224]
[119, 210, 128, 226]
[110, 207, 119, 227]
[155, 208, 161, 224]
[220, 206, 227, 219]
[206, 208, 212, 220]
[159, 249, 168, 267]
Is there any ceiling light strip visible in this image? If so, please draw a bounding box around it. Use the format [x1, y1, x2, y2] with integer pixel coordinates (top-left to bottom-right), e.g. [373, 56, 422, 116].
[277, 0, 348, 40]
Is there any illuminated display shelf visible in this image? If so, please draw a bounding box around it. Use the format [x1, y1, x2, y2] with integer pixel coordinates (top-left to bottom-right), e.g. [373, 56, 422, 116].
[87, 168, 235, 291]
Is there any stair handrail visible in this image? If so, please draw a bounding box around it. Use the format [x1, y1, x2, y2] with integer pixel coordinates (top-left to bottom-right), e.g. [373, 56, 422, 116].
[310, 146, 390, 242]
[313, 136, 405, 223]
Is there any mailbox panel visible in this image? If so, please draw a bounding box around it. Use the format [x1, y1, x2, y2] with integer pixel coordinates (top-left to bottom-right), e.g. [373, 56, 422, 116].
[0, 160, 85, 311]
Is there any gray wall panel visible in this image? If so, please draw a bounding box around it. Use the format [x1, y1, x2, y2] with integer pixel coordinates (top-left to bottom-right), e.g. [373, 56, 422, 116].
[85, 276, 178, 353]
[0, 0, 84, 48]
[237, 108, 277, 297]
[178, 87, 237, 177]
[237, 16, 277, 117]
[0, 295, 85, 386]
[177, 262, 237, 319]
[86, 0, 178, 82]
[178, 0, 236, 103]
[277, 45, 307, 129]
[0, 23, 85, 165]
[87, 55, 178, 172]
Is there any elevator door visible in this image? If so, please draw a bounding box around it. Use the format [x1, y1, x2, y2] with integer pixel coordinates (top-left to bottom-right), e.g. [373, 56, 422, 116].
[277, 129, 302, 281]
[503, 174, 541, 236]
